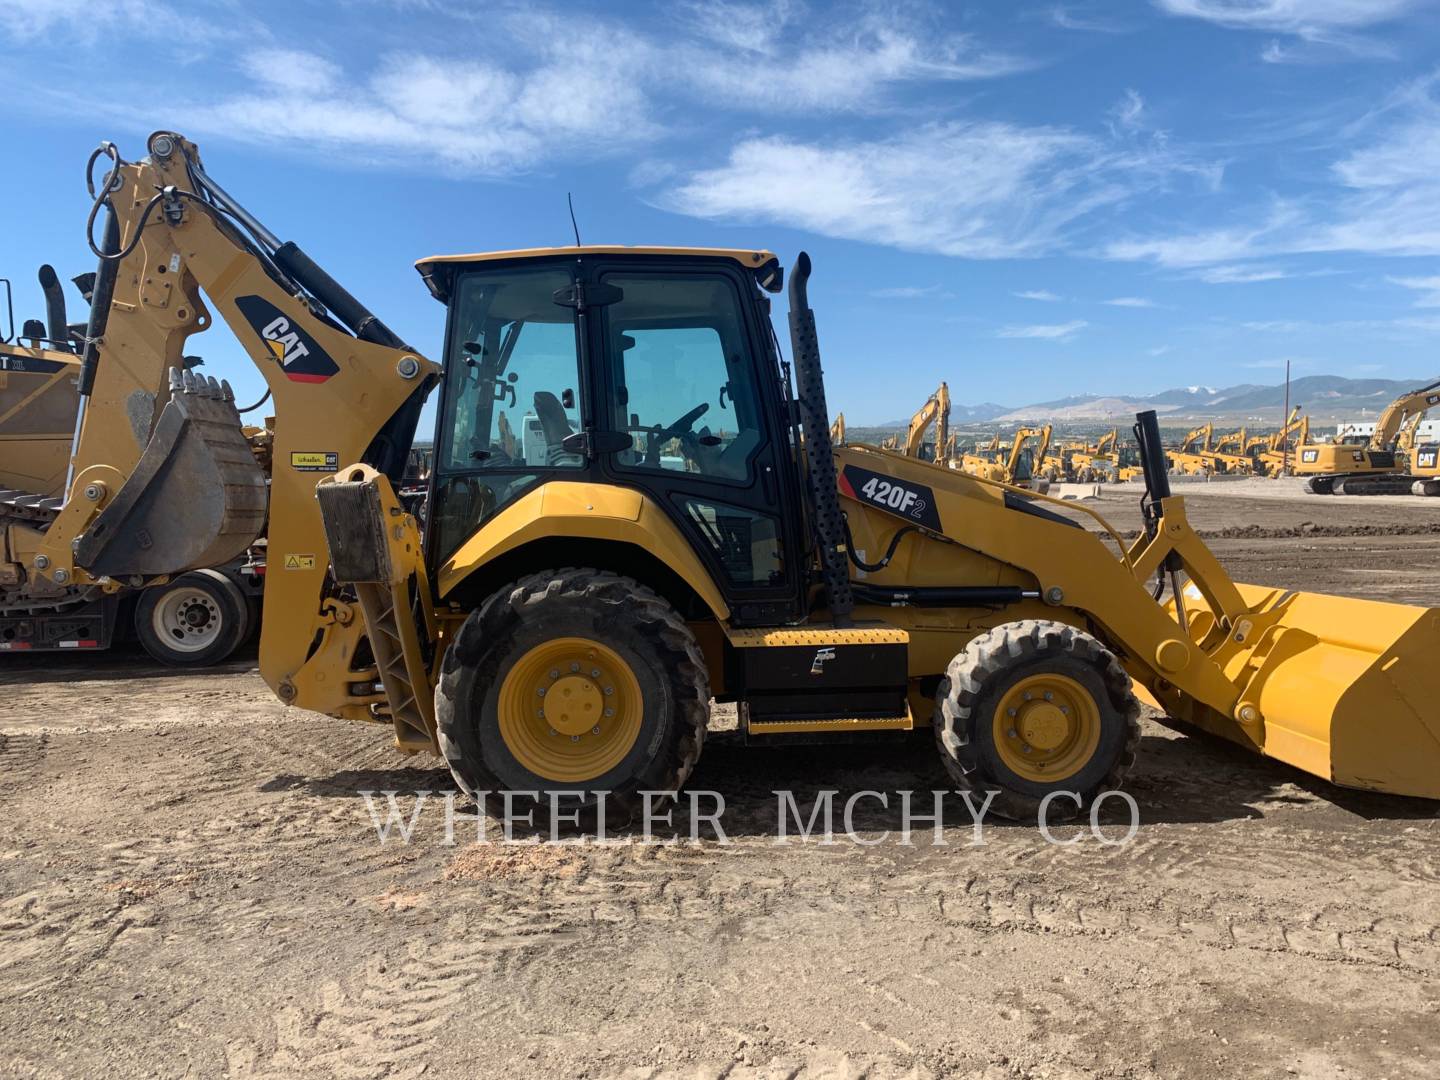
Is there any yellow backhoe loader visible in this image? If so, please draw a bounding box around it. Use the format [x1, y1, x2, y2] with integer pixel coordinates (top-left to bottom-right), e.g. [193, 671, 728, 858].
[1295, 379, 1440, 494]
[26, 132, 1440, 817]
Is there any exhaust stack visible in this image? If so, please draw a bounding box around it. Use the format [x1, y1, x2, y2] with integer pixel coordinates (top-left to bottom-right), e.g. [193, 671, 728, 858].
[37, 264, 70, 352]
[787, 252, 854, 626]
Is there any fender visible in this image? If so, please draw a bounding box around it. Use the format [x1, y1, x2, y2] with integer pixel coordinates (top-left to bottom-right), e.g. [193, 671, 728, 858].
[437, 481, 731, 620]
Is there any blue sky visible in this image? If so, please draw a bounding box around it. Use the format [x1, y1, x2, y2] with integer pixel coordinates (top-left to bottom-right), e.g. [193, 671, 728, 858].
[3, 0, 1440, 423]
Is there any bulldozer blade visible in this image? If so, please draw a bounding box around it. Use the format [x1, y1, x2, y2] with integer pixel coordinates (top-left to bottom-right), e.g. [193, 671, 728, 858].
[73, 370, 267, 577]
[1173, 581, 1440, 800]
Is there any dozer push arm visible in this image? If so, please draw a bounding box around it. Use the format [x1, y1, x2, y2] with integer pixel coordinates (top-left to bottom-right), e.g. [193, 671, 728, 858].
[41, 133, 439, 716]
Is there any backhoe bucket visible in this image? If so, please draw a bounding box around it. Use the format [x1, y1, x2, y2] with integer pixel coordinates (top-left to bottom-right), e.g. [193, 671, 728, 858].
[1174, 582, 1440, 800]
[73, 370, 267, 577]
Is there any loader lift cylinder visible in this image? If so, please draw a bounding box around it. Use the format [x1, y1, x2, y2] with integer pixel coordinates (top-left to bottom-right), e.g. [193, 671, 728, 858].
[65, 208, 121, 496]
[786, 252, 854, 626]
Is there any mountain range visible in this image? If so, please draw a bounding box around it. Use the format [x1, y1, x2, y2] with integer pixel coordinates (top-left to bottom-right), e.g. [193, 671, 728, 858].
[871, 376, 1435, 426]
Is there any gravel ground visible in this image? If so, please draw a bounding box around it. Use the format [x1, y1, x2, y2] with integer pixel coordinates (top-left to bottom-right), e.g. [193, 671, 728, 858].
[2, 485, 1437, 1080]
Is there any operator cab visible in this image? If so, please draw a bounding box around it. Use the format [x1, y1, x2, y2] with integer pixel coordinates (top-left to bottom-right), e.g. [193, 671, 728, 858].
[418, 247, 805, 624]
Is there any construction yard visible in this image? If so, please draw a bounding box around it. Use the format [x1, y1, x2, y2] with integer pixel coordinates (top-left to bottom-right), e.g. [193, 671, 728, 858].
[2, 481, 1437, 1080]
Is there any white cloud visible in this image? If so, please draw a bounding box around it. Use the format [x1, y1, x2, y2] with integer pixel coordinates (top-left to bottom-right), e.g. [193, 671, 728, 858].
[674, 0, 801, 55]
[1195, 263, 1290, 283]
[242, 48, 342, 97]
[173, 42, 659, 174]
[0, 0, 155, 37]
[1152, 1, 1419, 33]
[660, 121, 1215, 259]
[678, 14, 1032, 112]
[1148, 345, 1173, 356]
[1105, 71, 1440, 267]
[1045, 5, 1130, 32]
[1153, 0, 1420, 60]
[997, 320, 1088, 340]
[1389, 274, 1440, 307]
[1015, 289, 1063, 301]
[1110, 89, 1146, 133]
[1104, 296, 1158, 307]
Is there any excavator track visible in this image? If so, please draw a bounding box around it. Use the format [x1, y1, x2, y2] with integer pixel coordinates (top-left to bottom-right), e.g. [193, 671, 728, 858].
[1323, 474, 1423, 496]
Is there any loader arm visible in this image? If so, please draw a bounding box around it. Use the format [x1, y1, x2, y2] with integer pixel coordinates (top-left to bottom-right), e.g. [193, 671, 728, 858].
[37, 133, 439, 719]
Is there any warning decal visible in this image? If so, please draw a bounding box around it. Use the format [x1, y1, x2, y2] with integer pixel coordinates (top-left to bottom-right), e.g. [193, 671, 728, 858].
[283, 554, 317, 571]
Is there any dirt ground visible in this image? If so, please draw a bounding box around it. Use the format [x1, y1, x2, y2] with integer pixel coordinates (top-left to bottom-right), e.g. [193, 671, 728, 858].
[3, 485, 1439, 1079]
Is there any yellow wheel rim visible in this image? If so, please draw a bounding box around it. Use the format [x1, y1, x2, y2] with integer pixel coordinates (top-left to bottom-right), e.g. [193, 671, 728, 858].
[991, 673, 1102, 784]
[496, 637, 644, 783]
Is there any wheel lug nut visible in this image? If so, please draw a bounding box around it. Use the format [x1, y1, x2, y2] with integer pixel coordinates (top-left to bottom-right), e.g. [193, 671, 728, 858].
[549, 669, 560, 680]
[604, 708, 614, 718]
[1007, 708, 1017, 718]
[571, 662, 580, 673]
[570, 734, 580, 742]
[604, 686, 613, 696]
[537, 688, 546, 697]
[1007, 729, 1018, 739]
[1043, 691, 1053, 701]
[592, 726, 601, 735]
[549, 727, 557, 736]
[591, 668, 601, 678]
[1022, 745, 1032, 754]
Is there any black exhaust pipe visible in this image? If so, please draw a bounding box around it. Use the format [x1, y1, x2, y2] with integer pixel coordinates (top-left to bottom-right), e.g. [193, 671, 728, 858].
[272, 241, 408, 351]
[38, 264, 71, 352]
[787, 252, 854, 626]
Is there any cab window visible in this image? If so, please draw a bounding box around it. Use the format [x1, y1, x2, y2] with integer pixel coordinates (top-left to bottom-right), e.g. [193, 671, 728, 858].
[602, 274, 762, 484]
[440, 268, 582, 472]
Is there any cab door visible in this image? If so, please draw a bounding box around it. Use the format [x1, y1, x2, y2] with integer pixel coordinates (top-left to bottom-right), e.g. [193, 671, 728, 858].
[590, 261, 805, 625]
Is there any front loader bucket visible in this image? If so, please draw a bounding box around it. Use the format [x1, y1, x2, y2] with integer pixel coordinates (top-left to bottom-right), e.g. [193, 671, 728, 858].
[1174, 582, 1440, 800]
[73, 370, 267, 577]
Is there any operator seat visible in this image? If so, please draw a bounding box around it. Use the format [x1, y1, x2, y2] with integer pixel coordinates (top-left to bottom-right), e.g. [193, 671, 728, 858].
[532, 391, 574, 465]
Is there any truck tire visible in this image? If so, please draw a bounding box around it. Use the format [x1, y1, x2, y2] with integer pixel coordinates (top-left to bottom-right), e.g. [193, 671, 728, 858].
[934, 620, 1140, 822]
[133, 569, 250, 666]
[436, 569, 710, 820]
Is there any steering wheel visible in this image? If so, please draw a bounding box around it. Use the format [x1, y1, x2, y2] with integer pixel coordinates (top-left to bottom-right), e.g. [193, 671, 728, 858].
[661, 402, 710, 439]
[642, 402, 711, 468]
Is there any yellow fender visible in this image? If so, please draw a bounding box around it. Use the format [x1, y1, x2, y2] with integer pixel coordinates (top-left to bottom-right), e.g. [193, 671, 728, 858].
[437, 481, 731, 620]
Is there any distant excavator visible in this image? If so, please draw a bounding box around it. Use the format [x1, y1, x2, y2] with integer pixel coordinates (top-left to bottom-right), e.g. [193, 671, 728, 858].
[1295, 379, 1440, 494]
[1242, 407, 1307, 477]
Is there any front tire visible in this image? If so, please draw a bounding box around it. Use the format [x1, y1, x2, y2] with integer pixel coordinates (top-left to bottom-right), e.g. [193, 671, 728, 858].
[133, 569, 249, 666]
[934, 620, 1140, 821]
[435, 569, 710, 817]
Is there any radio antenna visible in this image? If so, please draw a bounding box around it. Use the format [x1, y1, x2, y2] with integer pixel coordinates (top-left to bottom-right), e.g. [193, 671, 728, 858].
[567, 192, 582, 247]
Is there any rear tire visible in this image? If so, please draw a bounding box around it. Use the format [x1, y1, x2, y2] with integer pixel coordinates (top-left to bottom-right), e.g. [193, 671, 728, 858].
[435, 569, 710, 819]
[133, 569, 249, 666]
[934, 620, 1140, 821]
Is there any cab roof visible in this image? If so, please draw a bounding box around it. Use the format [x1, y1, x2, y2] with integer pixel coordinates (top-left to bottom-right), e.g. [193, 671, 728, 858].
[415, 246, 781, 303]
